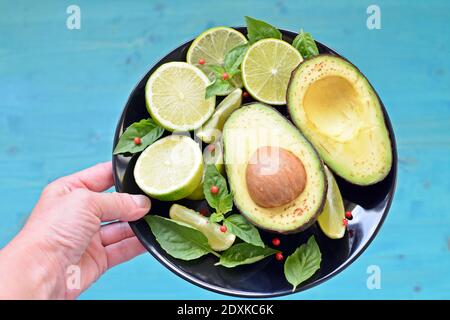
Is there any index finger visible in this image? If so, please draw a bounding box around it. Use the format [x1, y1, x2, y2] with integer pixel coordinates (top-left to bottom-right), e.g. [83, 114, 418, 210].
[45, 161, 114, 196]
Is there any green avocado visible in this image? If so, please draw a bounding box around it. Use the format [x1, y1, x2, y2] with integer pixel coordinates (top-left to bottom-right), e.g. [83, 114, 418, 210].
[223, 103, 327, 234]
[287, 55, 392, 185]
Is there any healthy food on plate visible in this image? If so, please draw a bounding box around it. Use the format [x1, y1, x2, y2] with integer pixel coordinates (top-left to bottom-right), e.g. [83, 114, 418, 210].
[113, 16, 393, 291]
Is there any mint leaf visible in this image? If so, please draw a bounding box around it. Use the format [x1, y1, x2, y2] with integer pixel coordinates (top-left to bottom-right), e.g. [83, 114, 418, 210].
[206, 78, 234, 98]
[224, 214, 264, 247]
[292, 30, 319, 59]
[224, 44, 249, 73]
[145, 215, 219, 260]
[217, 243, 277, 268]
[284, 236, 321, 291]
[218, 193, 234, 215]
[245, 16, 282, 44]
[113, 118, 164, 155]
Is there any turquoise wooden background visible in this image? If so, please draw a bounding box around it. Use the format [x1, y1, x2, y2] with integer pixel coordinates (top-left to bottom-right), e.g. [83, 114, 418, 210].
[1, 0, 449, 299]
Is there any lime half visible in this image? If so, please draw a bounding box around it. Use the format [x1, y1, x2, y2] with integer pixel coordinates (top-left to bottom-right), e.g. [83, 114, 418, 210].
[242, 39, 302, 105]
[134, 135, 203, 201]
[317, 166, 346, 239]
[196, 88, 243, 143]
[187, 27, 247, 81]
[145, 62, 215, 132]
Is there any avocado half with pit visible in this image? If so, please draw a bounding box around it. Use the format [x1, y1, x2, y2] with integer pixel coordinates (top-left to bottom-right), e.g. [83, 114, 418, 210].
[287, 55, 393, 185]
[223, 103, 327, 234]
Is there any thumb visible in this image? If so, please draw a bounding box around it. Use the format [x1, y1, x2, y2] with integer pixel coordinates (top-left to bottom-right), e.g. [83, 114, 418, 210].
[90, 192, 151, 222]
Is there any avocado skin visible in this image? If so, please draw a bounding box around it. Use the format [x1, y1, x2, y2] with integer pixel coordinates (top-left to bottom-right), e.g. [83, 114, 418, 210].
[286, 54, 393, 186]
[223, 103, 327, 234]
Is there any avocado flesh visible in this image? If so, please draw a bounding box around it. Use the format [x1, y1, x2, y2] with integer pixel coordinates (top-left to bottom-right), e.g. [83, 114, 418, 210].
[223, 103, 327, 234]
[287, 55, 392, 185]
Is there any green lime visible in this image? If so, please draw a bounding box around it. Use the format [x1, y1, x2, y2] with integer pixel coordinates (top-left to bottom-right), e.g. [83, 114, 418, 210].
[145, 62, 215, 132]
[187, 27, 247, 84]
[241, 39, 302, 105]
[134, 135, 203, 201]
[196, 88, 243, 143]
[169, 204, 235, 251]
[317, 166, 346, 239]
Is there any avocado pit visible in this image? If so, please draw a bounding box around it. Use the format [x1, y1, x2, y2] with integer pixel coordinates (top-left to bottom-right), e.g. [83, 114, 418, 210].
[245, 146, 307, 208]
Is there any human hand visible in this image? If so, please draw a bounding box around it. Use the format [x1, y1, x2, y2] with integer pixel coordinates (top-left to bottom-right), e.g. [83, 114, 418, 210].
[0, 162, 151, 299]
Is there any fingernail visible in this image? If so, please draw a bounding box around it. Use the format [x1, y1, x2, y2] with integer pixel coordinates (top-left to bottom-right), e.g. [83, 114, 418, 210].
[131, 194, 151, 209]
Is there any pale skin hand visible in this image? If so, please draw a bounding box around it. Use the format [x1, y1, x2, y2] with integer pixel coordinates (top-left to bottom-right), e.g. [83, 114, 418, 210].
[0, 162, 151, 299]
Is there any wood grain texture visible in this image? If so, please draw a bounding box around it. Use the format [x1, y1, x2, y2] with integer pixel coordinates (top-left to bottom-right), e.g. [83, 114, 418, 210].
[0, 0, 449, 299]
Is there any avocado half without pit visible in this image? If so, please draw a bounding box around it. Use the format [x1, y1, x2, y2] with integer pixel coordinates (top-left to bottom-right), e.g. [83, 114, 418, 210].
[223, 103, 327, 234]
[287, 55, 392, 185]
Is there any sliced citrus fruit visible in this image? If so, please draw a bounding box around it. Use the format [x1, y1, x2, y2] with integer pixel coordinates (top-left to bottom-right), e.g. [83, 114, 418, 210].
[145, 62, 215, 132]
[317, 166, 346, 239]
[187, 27, 247, 82]
[134, 135, 203, 201]
[241, 39, 303, 105]
[186, 140, 224, 200]
[196, 88, 243, 143]
[170, 204, 235, 251]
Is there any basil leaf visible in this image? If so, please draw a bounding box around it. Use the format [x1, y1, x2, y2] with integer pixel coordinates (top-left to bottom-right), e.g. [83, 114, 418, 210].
[223, 44, 249, 73]
[284, 236, 321, 291]
[113, 118, 164, 155]
[224, 214, 264, 247]
[203, 164, 230, 211]
[206, 64, 226, 78]
[205, 78, 235, 98]
[145, 215, 219, 260]
[292, 30, 319, 59]
[245, 16, 282, 44]
[218, 193, 234, 216]
[217, 243, 277, 268]
[210, 212, 224, 223]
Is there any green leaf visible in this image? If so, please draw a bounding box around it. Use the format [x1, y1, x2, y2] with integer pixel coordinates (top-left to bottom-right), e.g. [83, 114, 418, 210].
[145, 215, 219, 260]
[284, 236, 322, 291]
[245, 16, 282, 44]
[113, 118, 164, 155]
[217, 243, 277, 268]
[218, 193, 234, 215]
[224, 215, 264, 247]
[205, 78, 235, 98]
[292, 30, 319, 59]
[223, 44, 249, 73]
[209, 212, 224, 223]
[206, 64, 226, 78]
[203, 164, 230, 211]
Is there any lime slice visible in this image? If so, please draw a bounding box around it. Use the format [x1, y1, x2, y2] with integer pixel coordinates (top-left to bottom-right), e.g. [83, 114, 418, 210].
[187, 27, 247, 83]
[170, 204, 235, 251]
[186, 141, 224, 200]
[134, 135, 203, 201]
[196, 88, 243, 143]
[145, 62, 215, 132]
[241, 39, 303, 105]
[317, 166, 346, 239]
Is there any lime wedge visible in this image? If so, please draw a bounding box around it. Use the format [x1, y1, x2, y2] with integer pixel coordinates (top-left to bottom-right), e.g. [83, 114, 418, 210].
[170, 204, 235, 251]
[134, 135, 203, 201]
[241, 39, 303, 105]
[317, 166, 346, 239]
[196, 88, 243, 143]
[187, 27, 247, 83]
[145, 62, 215, 132]
[186, 140, 224, 200]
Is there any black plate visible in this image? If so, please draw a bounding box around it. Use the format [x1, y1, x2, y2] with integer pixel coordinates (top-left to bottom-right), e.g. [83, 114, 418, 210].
[112, 28, 397, 298]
